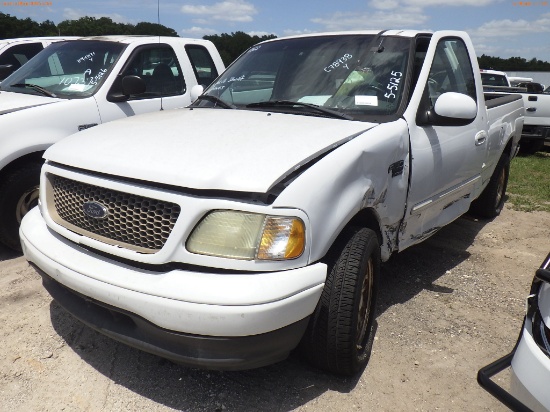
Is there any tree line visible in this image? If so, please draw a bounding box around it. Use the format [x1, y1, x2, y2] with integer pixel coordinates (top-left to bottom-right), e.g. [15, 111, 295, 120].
[0, 12, 177, 38]
[477, 54, 550, 72]
[1, 12, 549, 69]
[0, 12, 273, 65]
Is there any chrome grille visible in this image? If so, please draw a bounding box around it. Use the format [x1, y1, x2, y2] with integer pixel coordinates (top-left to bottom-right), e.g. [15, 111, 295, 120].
[47, 174, 180, 253]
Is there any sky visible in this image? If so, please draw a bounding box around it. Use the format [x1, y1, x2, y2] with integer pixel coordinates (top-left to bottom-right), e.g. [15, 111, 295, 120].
[2, 0, 550, 62]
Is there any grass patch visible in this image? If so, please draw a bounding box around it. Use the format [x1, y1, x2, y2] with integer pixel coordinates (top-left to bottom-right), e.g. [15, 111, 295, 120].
[507, 150, 550, 212]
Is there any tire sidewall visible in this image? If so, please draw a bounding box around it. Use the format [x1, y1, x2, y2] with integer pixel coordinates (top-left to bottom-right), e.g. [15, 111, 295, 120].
[493, 154, 510, 215]
[349, 228, 380, 371]
[0, 164, 41, 250]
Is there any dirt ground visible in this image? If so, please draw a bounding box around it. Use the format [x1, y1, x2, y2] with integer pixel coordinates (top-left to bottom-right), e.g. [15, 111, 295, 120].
[1, 206, 549, 412]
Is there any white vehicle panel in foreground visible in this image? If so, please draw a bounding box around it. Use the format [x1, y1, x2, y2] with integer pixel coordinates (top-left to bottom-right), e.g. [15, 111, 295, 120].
[511, 316, 550, 411]
[478, 254, 550, 411]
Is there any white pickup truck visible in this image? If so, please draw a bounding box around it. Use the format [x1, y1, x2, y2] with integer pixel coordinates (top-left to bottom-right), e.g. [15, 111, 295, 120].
[481, 69, 550, 153]
[518, 87, 550, 153]
[21, 30, 524, 375]
[0, 35, 224, 250]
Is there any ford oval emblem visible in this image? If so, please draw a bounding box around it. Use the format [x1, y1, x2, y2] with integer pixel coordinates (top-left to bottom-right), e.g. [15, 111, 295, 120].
[83, 201, 109, 219]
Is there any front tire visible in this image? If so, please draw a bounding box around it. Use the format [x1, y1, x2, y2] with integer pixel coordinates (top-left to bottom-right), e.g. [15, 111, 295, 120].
[300, 227, 380, 376]
[470, 153, 510, 219]
[0, 163, 42, 251]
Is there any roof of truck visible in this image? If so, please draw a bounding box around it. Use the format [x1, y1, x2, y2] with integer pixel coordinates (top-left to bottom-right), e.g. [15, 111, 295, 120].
[0, 36, 77, 46]
[262, 30, 434, 42]
[80, 35, 213, 45]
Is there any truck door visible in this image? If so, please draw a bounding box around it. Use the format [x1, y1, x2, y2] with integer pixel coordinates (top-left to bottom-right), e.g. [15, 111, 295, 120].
[97, 44, 189, 123]
[399, 35, 487, 251]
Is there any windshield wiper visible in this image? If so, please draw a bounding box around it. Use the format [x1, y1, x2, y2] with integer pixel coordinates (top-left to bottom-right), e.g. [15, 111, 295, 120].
[11, 83, 57, 98]
[194, 94, 236, 109]
[246, 100, 353, 120]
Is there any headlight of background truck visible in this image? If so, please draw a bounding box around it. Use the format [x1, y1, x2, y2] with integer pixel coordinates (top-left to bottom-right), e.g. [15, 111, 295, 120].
[186, 210, 305, 260]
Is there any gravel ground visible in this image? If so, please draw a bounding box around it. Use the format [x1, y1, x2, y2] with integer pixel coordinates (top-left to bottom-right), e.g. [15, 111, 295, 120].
[1, 206, 549, 411]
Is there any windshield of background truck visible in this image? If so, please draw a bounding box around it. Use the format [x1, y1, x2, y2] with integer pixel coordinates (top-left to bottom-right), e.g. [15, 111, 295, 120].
[198, 35, 411, 121]
[0, 40, 126, 98]
[481, 72, 509, 87]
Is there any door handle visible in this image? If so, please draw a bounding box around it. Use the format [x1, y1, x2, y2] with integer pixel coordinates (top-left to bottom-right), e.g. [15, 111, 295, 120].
[475, 131, 487, 146]
[526, 107, 537, 112]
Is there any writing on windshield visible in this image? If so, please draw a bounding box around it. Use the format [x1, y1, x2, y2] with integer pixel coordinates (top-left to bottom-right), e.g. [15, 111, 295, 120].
[197, 34, 412, 121]
[1, 40, 125, 98]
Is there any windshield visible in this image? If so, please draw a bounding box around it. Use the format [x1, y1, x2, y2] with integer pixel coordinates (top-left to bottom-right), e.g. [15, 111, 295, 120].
[194, 34, 412, 121]
[0, 40, 126, 98]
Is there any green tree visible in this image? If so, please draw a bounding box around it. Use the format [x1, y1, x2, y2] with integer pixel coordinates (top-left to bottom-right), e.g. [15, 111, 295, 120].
[39, 20, 59, 36]
[204, 31, 276, 65]
[133, 22, 178, 37]
[56, 16, 178, 37]
[0, 13, 44, 38]
[478, 53, 550, 71]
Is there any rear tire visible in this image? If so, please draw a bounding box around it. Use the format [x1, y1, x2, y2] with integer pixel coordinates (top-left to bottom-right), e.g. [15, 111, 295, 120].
[0, 163, 42, 251]
[470, 154, 509, 218]
[300, 227, 380, 376]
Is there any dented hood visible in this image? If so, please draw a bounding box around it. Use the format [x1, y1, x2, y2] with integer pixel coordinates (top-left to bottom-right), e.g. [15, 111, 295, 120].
[45, 108, 376, 193]
[0, 91, 60, 115]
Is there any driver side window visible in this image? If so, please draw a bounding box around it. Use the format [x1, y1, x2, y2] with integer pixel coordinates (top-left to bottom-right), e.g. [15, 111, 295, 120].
[120, 45, 186, 99]
[427, 38, 477, 107]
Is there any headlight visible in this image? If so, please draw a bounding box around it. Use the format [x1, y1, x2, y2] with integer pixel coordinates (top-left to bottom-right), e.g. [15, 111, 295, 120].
[187, 210, 305, 260]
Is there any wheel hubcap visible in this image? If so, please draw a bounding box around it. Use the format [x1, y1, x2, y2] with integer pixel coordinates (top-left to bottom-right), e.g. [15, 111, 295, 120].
[16, 186, 39, 224]
[356, 257, 374, 351]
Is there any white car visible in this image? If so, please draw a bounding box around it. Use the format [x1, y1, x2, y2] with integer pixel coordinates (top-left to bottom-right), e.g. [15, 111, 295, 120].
[478, 252, 550, 411]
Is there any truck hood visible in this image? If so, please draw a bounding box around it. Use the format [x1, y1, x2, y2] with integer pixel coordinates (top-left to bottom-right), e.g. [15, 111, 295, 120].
[0, 91, 60, 115]
[45, 109, 376, 193]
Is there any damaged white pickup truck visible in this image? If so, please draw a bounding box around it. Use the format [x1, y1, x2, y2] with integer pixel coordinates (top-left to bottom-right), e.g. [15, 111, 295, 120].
[21, 30, 524, 376]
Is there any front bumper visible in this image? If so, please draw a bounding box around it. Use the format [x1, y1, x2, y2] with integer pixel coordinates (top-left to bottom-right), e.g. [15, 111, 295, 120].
[21, 207, 327, 370]
[37, 268, 309, 370]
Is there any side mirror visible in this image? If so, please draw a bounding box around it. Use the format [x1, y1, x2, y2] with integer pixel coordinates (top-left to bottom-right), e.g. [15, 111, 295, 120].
[417, 92, 477, 126]
[122, 75, 146, 95]
[0, 64, 15, 81]
[190, 84, 204, 102]
[434, 92, 477, 120]
[107, 75, 146, 103]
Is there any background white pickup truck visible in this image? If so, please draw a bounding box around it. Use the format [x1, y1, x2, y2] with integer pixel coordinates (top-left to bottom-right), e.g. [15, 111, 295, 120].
[517, 88, 550, 153]
[0, 36, 77, 81]
[21, 30, 524, 376]
[0, 35, 224, 250]
[481, 69, 549, 153]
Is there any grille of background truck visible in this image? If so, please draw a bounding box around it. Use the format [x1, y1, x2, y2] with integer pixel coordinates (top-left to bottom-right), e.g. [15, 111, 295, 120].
[46, 173, 181, 253]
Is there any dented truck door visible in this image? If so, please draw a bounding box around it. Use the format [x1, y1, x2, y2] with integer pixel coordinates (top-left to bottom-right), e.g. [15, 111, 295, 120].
[399, 33, 488, 250]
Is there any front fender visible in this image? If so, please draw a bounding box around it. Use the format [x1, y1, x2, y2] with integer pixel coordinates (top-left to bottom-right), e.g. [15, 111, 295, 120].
[273, 120, 410, 263]
[0, 97, 100, 173]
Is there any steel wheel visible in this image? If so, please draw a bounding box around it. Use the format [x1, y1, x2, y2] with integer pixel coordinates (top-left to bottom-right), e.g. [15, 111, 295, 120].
[16, 186, 39, 223]
[356, 257, 374, 353]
